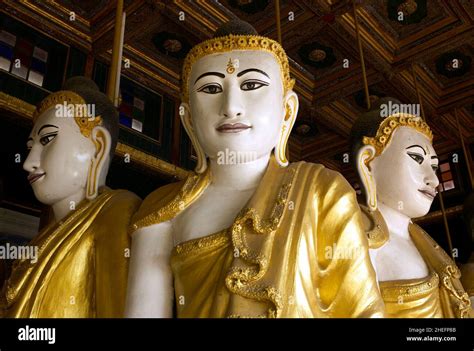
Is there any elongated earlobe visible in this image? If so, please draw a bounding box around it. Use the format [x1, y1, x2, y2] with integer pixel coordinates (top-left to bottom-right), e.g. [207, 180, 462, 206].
[357, 145, 377, 211]
[86, 126, 111, 200]
[179, 102, 207, 174]
[275, 91, 298, 167]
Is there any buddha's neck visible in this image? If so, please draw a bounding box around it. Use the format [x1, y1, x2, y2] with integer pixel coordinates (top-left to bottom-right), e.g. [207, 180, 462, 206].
[377, 202, 411, 240]
[52, 189, 86, 223]
[208, 153, 270, 191]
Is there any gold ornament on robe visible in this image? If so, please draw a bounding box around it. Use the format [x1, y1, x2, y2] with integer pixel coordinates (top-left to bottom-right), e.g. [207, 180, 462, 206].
[1, 188, 140, 318]
[131, 156, 385, 318]
[461, 255, 474, 299]
[363, 210, 471, 318]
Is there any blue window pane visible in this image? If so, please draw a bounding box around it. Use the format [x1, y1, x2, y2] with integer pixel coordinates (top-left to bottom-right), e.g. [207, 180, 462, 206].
[0, 42, 13, 59]
[31, 57, 46, 73]
[119, 113, 132, 127]
[122, 91, 133, 104]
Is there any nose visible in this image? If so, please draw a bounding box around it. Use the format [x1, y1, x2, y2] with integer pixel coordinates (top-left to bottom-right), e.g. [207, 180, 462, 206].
[424, 166, 440, 189]
[220, 84, 244, 119]
[23, 145, 41, 173]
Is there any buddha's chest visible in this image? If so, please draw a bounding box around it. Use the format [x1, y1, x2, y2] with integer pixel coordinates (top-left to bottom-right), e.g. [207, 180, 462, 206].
[372, 235, 429, 281]
[172, 186, 254, 245]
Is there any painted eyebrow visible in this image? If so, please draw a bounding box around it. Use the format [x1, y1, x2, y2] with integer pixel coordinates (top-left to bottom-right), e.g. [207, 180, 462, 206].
[194, 72, 225, 85]
[405, 144, 426, 155]
[237, 68, 270, 78]
[431, 156, 439, 160]
[37, 124, 59, 135]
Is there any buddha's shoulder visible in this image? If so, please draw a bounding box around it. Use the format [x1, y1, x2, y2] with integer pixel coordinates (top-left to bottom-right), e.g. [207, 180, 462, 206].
[129, 179, 187, 232]
[100, 188, 141, 210]
[93, 188, 142, 225]
[409, 223, 457, 269]
[288, 160, 353, 191]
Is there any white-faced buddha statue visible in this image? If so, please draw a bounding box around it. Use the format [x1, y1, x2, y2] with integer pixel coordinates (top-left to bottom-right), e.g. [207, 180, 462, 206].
[125, 20, 384, 318]
[1, 77, 141, 317]
[350, 98, 471, 318]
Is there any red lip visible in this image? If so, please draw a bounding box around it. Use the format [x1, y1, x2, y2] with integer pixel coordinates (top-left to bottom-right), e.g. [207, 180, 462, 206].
[28, 173, 45, 184]
[216, 123, 251, 133]
[418, 189, 436, 199]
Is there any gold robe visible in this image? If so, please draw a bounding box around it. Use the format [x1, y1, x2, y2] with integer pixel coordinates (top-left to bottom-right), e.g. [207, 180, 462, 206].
[131, 156, 385, 318]
[368, 221, 471, 318]
[1, 188, 141, 318]
[461, 254, 474, 298]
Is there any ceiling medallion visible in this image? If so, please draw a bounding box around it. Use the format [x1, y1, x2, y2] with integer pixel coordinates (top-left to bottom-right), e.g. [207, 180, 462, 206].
[436, 51, 472, 78]
[309, 49, 327, 62]
[298, 42, 336, 69]
[293, 120, 318, 138]
[387, 0, 427, 25]
[397, 0, 418, 16]
[163, 39, 183, 53]
[153, 32, 191, 59]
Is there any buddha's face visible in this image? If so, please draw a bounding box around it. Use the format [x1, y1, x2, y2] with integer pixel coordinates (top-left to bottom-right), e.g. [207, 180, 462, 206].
[23, 108, 96, 205]
[187, 50, 286, 162]
[371, 126, 439, 218]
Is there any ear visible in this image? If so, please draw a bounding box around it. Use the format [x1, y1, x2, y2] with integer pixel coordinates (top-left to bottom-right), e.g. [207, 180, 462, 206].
[357, 145, 377, 211]
[274, 90, 299, 167]
[179, 102, 207, 174]
[86, 126, 111, 200]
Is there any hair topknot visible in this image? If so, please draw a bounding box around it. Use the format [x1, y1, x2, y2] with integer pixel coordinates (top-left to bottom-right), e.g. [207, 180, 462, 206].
[213, 19, 258, 37]
[62, 76, 100, 92]
[61, 76, 118, 161]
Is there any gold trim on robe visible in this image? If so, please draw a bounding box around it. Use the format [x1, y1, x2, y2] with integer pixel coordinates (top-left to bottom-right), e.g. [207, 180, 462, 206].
[461, 254, 474, 298]
[1, 188, 141, 318]
[131, 156, 385, 318]
[379, 271, 443, 318]
[408, 223, 471, 318]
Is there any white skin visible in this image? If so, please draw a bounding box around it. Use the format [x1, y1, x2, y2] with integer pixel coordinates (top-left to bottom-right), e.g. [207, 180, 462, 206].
[24, 107, 110, 223]
[361, 127, 440, 281]
[125, 50, 298, 317]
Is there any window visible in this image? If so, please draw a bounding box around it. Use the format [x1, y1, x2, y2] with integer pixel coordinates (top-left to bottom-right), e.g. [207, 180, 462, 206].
[118, 77, 163, 141]
[119, 92, 145, 133]
[438, 162, 455, 192]
[0, 30, 48, 87]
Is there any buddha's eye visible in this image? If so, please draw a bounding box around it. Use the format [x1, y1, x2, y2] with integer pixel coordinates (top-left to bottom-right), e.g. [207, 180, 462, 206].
[431, 165, 439, 172]
[39, 133, 57, 146]
[197, 84, 223, 94]
[241, 79, 268, 91]
[407, 152, 424, 164]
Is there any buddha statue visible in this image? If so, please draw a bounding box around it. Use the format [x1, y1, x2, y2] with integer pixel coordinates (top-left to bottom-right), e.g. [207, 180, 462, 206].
[350, 98, 471, 318]
[125, 20, 384, 318]
[1, 77, 141, 317]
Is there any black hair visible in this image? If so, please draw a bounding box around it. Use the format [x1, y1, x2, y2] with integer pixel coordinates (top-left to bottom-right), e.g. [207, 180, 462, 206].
[213, 19, 258, 37]
[62, 76, 118, 161]
[349, 97, 403, 202]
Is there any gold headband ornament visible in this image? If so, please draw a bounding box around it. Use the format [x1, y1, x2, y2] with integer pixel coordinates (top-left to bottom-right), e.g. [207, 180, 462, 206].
[181, 34, 295, 102]
[33, 90, 102, 138]
[362, 113, 433, 160]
